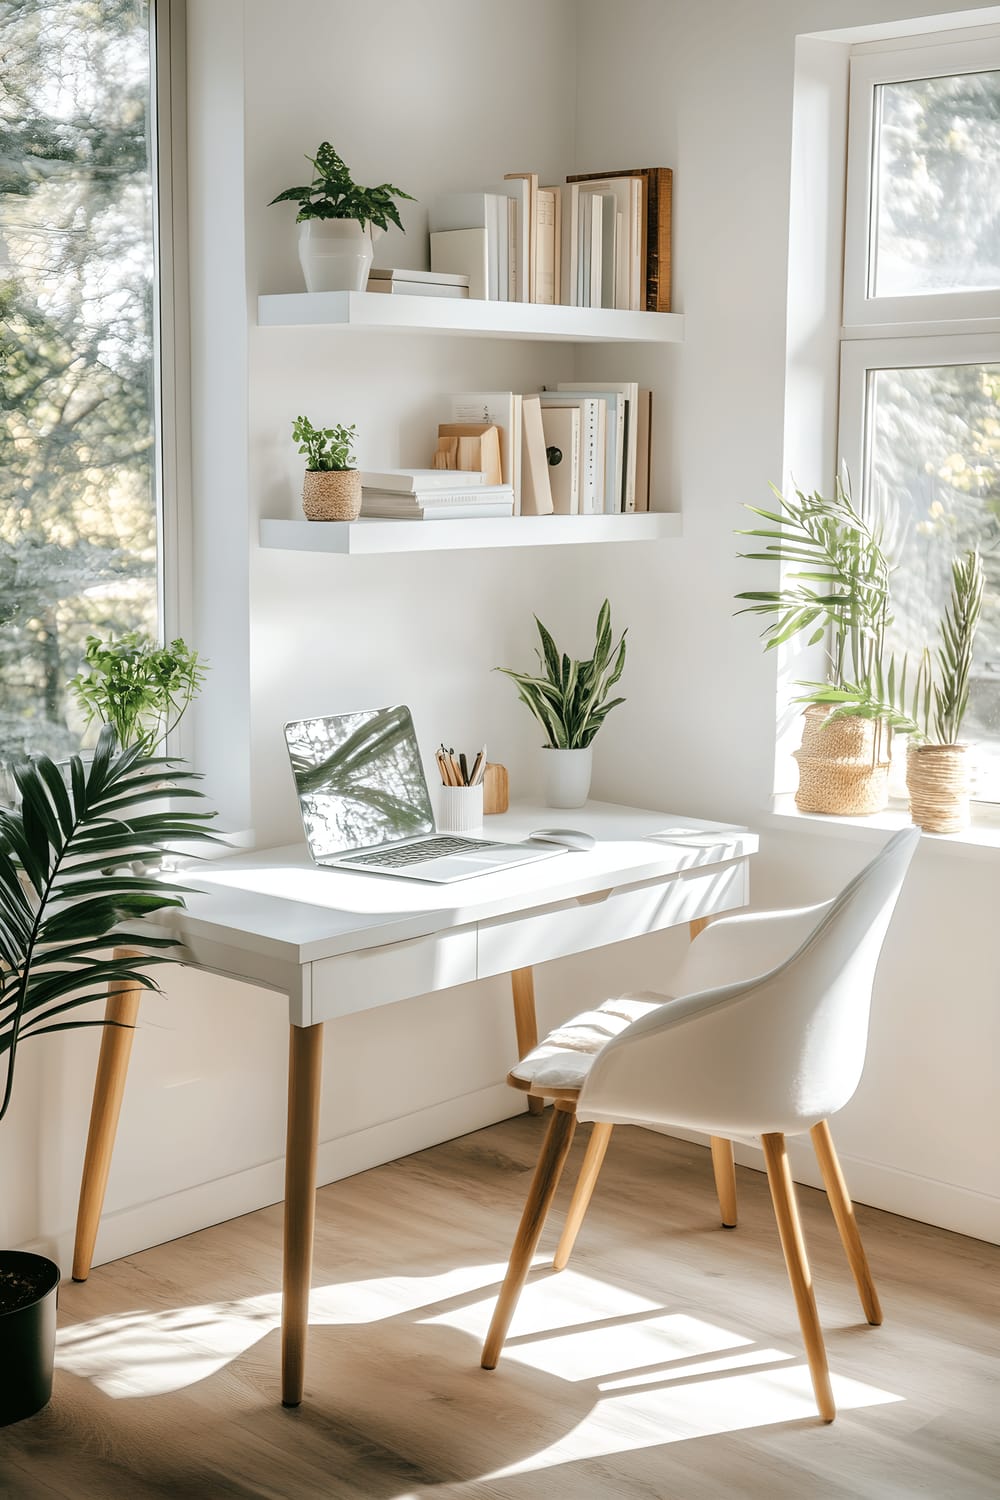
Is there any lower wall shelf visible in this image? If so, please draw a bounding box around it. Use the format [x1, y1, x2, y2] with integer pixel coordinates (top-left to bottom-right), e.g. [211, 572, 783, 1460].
[259, 513, 682, 556]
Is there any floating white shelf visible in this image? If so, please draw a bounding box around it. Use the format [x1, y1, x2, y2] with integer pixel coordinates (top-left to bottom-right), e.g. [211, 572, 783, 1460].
[257, 290, 684, 344]
[260, 513, 682, 556]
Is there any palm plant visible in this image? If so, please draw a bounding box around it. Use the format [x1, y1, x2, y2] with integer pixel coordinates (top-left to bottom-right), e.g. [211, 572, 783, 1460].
[919, 549, 984, 745]
[497, 600, 627, 750]
[0, 727, 215, 1123]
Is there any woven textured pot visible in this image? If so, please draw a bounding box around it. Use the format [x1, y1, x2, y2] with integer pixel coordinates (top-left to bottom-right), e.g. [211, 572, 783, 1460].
[906, 743, 969, 833]
[302, 469, 361, 521]
[793, 705, 890, 816]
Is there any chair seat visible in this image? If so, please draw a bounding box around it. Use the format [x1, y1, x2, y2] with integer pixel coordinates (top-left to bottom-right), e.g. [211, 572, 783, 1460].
[509, 991, 669, 1092]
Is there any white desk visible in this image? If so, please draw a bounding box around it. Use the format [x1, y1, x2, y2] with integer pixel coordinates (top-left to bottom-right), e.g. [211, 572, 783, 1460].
[72, 800, 757, 1406]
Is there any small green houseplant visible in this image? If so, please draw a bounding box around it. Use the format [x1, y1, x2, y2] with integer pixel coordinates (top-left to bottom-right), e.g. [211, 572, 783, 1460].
[293, 414, 361, 522]
[497, 600, 627, 808]
[905, 549, 984, 833]
[69, 632, 206, 756]
[735, 476, 901, 815]
[269, 141, 414, 292]
[0, 727, 215, 1423]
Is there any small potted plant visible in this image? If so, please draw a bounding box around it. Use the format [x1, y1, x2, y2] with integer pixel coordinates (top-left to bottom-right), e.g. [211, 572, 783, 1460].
[268, 141, 414, 293]
[0, 728, 215, 1424]
[69, 632, 206, 755]
[497, 600, 627, 808]
[293, 415, 361, 521]
[736, 476, 899, 815]
[906, 550, 984, 834]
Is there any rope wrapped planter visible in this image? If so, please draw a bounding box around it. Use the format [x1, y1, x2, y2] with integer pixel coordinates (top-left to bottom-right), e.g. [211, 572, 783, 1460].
[793, 705, 891, 817]
[906, 744, 969, 834]
[302, 469, 362, 521]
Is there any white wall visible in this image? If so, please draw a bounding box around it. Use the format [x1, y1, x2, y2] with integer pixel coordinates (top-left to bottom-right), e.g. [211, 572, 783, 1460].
[3, 0, 998, 1271]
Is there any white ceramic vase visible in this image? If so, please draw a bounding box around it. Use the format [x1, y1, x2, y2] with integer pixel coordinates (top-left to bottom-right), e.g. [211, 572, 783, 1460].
[298, 219, 374, 292]
[541, 746, 593, 809]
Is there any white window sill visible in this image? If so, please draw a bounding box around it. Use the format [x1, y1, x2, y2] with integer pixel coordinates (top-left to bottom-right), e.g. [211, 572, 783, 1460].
[759, 793, 1000, 862]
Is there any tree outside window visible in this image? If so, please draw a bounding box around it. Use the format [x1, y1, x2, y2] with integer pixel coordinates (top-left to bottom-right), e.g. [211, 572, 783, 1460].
[0, 0, 157, 763]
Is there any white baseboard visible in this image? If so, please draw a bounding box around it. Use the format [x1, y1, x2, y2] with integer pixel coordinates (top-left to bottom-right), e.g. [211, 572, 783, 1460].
[661, 1127, 1000, 1246]
[24, 1083, 520, 1274]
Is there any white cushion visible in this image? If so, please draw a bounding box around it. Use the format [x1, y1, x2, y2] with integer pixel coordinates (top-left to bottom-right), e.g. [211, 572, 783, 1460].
[510, 991, 670, 1091]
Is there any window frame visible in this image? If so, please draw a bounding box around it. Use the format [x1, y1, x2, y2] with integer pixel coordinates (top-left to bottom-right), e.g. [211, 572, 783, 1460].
[843, 34, 1000, 328]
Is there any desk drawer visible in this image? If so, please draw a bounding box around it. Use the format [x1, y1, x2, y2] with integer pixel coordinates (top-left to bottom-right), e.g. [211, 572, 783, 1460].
[310, 926, 477, 1025]
[476, 861, 747, 979]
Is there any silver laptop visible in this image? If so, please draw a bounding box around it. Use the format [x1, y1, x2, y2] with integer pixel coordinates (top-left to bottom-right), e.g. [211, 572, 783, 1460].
[284, 705, 562, 882]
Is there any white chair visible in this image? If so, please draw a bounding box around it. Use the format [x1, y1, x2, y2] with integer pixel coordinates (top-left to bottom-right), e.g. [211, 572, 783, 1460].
[481, 827, 919, 1423]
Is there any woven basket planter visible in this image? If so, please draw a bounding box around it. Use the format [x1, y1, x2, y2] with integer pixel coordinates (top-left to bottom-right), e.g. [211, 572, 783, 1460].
[793, 704, 891, 817]
[302, 469, 361, 521]
[906, 744, 969, 834]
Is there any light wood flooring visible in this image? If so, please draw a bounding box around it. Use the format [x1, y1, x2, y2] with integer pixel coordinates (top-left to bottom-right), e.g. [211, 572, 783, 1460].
[3, 1117, 998, 1499]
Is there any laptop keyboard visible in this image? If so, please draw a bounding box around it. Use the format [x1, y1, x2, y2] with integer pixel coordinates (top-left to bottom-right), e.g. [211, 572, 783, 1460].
[342, 836, 507, 868]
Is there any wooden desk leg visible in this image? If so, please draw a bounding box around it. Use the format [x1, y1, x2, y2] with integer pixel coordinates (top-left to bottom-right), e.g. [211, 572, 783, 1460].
[281, 1021, 324, 1408]
[689, 919, 738, 1228]
[511, 967, 543, 1117]
[72, 949, 142, 1282]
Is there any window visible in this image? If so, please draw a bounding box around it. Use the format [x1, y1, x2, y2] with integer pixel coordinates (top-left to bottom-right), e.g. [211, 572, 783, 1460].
[840, 33, 1000, 799]
[0, 0, 159, 762]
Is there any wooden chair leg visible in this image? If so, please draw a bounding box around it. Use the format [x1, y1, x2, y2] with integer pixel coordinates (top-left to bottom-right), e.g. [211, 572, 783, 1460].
[710, 1136, 738, 1228]
[482, 1101, 578, 1369]
[72, 950, 142, 1282]
[810, 1119, 882, 1326]
[761, 1132, 836, 1423]
[553, 1121, 613, 1270]
[281, 1022, 324, 1408]
[511, 966, 543, 1117]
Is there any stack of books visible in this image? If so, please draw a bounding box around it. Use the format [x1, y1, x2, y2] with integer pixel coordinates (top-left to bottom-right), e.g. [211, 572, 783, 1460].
[360, 469, 514, 521]
[366, 268, 469, 300]
[426, 167, 671, 310]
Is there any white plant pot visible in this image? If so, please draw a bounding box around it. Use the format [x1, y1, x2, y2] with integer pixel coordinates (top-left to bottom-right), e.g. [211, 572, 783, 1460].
[298, 219, 374, 293]
[541, 746, 593, 809]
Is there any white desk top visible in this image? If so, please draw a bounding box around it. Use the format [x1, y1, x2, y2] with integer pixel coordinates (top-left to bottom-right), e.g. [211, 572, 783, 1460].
[172, 801, 757, 970]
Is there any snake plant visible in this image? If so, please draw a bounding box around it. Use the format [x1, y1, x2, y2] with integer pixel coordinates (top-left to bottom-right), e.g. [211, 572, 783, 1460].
[497, 600, 627, 750]
[0, 727, 216, 1122]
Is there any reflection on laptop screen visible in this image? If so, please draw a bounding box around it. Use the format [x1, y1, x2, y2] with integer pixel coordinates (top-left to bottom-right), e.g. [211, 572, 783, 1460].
[284, 705, 435, 860]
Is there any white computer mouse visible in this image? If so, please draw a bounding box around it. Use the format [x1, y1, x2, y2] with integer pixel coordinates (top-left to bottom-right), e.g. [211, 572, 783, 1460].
[528, 827, 597, 851]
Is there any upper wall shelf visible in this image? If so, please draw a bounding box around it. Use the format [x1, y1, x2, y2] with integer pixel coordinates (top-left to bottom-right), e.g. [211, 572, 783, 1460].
[257, 291, 685, 344]
[260, 513, 682, 556]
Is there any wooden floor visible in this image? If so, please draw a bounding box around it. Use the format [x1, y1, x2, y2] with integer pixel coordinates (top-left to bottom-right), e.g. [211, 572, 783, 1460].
[4, 1118, 999, 1499]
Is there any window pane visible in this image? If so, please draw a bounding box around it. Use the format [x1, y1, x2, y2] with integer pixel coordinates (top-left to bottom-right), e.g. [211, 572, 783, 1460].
[869, 362, 1000, 797]
[0, 0, 157, 762]
[872, 70, 1000, 298]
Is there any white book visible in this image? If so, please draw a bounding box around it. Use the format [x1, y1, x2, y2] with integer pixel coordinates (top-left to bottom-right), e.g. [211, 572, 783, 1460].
[369, 267, 470, 286]
[557, 380, 638, 511]
[362, 484, 513, 507]
[520, 396, 554, 516]
[361, 502, 514, 520]
[430, 228, 488, 300]
[579, 179, 643, 309]
[492, 178, 530, 302]
[537, 393, 604, 513]
[366, 280, 469, 299]
[360, 469, 488, 493]
[552, 386, 622, 512]
[450, 391, 523, 511]
[556, 183, 580, 306]
[535, 188, 557, 305]
[589, 198, 603, 308]
[429, 194, 504, 299]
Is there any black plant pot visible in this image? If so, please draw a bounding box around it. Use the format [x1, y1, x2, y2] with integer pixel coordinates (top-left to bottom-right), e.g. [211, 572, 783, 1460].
[0, 1250, 60, 1425]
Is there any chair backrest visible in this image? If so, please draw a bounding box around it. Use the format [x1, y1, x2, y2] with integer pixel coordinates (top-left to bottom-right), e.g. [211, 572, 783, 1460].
[580, 827, 920, 1137]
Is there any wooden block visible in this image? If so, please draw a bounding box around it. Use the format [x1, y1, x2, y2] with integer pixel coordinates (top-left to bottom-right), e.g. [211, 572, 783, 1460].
[436, 423, 503, 486]
[483, 762, 509, 815]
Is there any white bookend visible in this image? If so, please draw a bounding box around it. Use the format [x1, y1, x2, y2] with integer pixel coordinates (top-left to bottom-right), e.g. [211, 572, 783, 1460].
[450, 392, 523, 511]
[540, 406, 580, 514]
[520, 396, 554, 516]
[430, 228, 488, 300]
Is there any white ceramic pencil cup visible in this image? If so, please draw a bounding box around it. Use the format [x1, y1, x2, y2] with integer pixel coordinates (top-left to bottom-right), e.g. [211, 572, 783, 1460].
[438, 783, 484, 835]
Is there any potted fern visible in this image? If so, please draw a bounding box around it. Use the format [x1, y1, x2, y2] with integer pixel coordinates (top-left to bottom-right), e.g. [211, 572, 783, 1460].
[0, 728, 214, 1424]
[269, 142, 414, 293]
[905, 550, 984, 834]
[497, 600, 627, 808]
[292, 414, 361, 521]
[736, 477, 899, 815]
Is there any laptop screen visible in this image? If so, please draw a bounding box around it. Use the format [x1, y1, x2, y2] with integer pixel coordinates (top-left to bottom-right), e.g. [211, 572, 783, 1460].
[284, 705, 435, 860]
